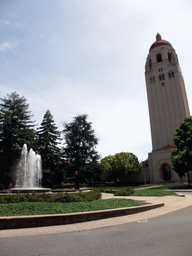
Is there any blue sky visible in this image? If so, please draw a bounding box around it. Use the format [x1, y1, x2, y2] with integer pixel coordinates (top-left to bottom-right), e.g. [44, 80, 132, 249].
[1, 0, 192, 161]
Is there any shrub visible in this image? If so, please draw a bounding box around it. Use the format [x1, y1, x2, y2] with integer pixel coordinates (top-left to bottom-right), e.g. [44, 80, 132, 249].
[0, 189, 102, 204]
[94, 187, 105, 192]
[105, 189, 118, 193]
[114, 187, 134, 196]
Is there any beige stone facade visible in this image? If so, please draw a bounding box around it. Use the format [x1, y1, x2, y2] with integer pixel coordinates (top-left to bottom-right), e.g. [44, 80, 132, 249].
[144, 34, 190, 183]
[148, 148, 181, 183]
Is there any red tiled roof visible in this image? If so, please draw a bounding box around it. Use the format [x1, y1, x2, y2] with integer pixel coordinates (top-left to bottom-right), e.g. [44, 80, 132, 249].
[150, 40, 172, 51]
[157, 144, 177, 151]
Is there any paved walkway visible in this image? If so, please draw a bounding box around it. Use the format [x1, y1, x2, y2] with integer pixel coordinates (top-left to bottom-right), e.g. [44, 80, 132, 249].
[0, 192, 192, 238]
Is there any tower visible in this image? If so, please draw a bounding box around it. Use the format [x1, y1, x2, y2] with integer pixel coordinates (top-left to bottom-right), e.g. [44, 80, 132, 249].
[145, 34, 190, 183]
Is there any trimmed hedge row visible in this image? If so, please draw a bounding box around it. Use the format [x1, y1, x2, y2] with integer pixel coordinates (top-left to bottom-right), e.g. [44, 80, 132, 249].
[99, 187, 134, 196]
[0, 189, 101, 204]
[114, 187, 134, 196]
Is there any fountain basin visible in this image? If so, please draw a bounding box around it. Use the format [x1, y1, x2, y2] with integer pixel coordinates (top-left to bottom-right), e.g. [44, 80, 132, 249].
[1, 188, 52, 194]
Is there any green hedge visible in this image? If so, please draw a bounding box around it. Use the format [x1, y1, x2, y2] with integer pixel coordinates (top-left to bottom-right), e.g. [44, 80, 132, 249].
[114, 187, 134, 196]
[0, 188, 101, 204]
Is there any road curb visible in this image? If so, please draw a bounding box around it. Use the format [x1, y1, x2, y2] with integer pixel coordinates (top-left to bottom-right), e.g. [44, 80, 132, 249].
[171, 189, 192, 192]
[0, 203, 164, 230]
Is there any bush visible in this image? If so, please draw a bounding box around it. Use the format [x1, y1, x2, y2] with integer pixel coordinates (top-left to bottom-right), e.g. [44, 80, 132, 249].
[114, 187, 134, 196]
[0, 189, 102, 204]
[105, 189, 118, 193]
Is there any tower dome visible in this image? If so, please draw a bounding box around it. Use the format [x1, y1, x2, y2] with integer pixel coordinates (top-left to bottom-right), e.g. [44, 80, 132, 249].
[149, 33, 172, 51]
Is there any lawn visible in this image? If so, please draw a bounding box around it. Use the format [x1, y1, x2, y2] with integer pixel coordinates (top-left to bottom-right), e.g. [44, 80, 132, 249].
[0, 198, 144, 217]
[100, 185, 177, 196]
[132, 186, 177, 196]
[0, 185, 183, 217]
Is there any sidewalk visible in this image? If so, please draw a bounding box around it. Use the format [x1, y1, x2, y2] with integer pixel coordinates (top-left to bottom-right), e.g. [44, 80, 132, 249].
[0, 192, 192, 237]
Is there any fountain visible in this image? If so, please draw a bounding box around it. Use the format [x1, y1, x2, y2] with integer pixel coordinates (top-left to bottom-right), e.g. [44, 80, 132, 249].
[9, 144, 51, 193]
[16, 144, 42, 188]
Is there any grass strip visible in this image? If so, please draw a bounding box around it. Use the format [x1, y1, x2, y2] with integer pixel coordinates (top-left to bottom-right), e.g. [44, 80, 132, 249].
[100, 185, 177, 196]
[167, 184, 192, 190]
[0, 199, 144, 217]
[132, 187, 176, 196]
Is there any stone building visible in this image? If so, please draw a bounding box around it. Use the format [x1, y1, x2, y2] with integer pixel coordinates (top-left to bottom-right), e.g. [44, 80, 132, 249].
[144, 33, 190, 183]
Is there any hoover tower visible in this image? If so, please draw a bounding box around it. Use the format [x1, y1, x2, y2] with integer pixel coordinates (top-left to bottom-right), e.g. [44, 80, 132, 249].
[145, 33, 190, 182]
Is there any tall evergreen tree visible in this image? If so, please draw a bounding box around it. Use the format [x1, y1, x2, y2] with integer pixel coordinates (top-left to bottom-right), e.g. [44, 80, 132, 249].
[36, 110, 61, 171]
[0, 92, 35, 187]
[62, 114, 99, 181]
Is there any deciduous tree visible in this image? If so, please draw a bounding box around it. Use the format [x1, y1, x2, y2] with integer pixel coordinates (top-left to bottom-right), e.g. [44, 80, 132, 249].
[171, 116, 192, 186]
[100, 152, 140, 183]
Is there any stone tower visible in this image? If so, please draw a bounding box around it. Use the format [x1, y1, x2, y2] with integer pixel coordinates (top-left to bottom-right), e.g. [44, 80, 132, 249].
[145, 34, 190, 183]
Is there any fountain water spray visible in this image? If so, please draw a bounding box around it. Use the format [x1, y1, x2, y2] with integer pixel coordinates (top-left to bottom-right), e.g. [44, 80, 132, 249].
[16, 144, 42, 188]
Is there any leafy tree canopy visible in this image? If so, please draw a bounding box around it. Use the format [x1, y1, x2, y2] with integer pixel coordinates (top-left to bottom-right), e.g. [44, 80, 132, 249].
[100, 152, 140, 183]
[171, 116, 192, 185]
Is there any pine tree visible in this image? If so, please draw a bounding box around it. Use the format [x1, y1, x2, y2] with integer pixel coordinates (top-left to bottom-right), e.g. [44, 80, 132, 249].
[62, 114, 99, 181]
[36, 110, 61, 170]
[0, 92, 35, 187]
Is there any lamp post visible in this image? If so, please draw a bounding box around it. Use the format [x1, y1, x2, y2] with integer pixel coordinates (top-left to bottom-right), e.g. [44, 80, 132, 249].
[75, 171, 79, 189]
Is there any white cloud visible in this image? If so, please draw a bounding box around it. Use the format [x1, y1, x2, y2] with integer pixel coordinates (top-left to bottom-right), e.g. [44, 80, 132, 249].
[0, 42, 10, 52]
[0, 40, 22, 52]
[0, 20, 10, 27]
[15, 22, 25, 30]
[3, 20, 10, 25]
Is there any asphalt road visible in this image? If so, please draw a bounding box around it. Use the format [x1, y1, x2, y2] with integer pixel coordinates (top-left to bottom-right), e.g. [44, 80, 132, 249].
[1, 205, 192, 256]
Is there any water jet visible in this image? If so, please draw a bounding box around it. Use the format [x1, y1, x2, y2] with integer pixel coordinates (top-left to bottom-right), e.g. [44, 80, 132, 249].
[15, 144, 42, 189]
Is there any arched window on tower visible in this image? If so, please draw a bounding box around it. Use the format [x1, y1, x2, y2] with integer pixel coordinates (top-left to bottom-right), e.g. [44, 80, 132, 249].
[150, 76, 155, 83]
[168, 71, 175, 78]
[159, 74, 165, 81]
[149, 59, 152, 70]
[168, 52, 172, 62]
[157, 53, 162, 63]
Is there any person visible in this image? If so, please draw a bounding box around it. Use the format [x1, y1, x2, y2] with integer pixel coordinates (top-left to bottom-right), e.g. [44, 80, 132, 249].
[8, 181, 13, 189]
